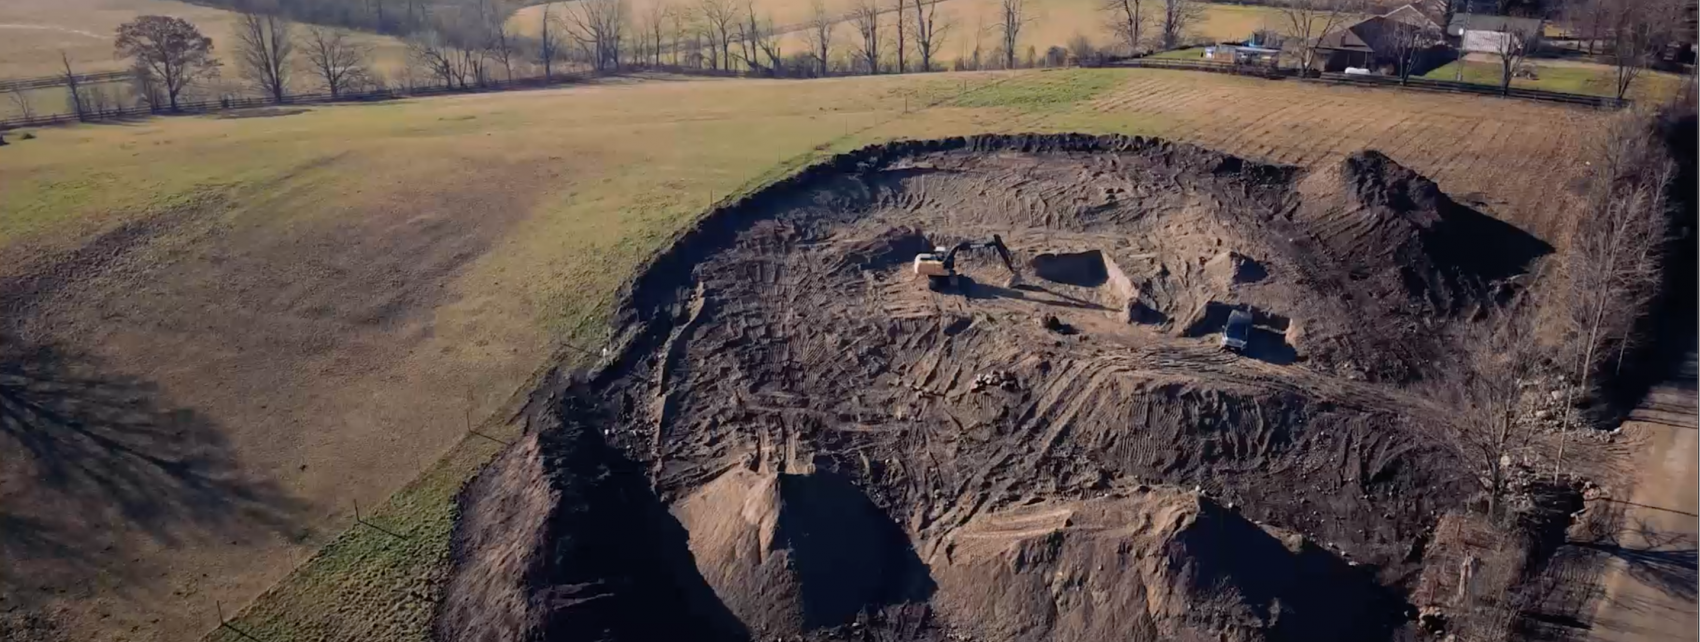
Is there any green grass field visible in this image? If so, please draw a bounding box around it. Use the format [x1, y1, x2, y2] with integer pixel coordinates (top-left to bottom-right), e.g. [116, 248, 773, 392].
[1422, 59, 1690, 102]
[1, 58, 1611, 642]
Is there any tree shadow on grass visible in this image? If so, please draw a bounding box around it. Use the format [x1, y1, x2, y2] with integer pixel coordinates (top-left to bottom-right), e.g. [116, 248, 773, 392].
[0, 335, 303, 597]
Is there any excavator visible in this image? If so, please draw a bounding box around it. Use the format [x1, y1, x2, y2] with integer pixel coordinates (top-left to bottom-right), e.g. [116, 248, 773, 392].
[912, 234, 1022, 292]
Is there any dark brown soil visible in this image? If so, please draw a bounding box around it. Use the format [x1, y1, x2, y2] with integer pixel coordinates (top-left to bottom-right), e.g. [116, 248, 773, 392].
[439, 134, 1553, 642]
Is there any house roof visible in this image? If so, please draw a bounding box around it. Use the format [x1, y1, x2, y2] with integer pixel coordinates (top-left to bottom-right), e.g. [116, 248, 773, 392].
[1316, 16, 1395, 53]
[1382, 1, 1445, 29]
[1447, 14, 1544, 35]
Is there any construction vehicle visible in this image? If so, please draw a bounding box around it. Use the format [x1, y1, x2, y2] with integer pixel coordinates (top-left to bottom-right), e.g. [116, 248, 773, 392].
[913, 235, 1022, 292]
[1221, 309, 1254, 352]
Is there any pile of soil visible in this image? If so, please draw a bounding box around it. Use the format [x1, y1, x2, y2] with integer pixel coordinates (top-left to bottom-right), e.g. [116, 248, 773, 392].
[674, 468, 929, 637]
[1298, 150, 1550, 317]
[435, 388, 745, 642]
[929, 487, 1400, 642]
[441, 134, 1550, 641]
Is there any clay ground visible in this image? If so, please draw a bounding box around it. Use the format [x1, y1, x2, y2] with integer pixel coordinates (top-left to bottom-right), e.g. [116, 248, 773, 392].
[0, 69, 1609, 642]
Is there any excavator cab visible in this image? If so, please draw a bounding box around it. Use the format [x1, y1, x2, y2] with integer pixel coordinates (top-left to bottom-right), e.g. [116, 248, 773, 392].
[913, 235, 1022, 292]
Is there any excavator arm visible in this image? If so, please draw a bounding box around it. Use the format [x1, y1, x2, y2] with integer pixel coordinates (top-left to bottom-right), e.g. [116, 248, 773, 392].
[984, 234, 1019, 280]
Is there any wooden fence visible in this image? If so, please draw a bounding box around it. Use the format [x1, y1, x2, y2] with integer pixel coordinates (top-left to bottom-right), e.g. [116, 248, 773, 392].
[0, 70, 133, 93]
[1108, 56, 1630, 109]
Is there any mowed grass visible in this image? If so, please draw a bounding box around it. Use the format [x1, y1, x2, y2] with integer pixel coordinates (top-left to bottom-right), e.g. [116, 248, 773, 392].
[1422, 58, 1690, 102]
[0, 0, 410, 117]
[0, 68, 1604, 642]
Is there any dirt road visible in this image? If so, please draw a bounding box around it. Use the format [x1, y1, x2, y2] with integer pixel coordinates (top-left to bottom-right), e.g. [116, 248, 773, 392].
[1587, 347, 1698, 641]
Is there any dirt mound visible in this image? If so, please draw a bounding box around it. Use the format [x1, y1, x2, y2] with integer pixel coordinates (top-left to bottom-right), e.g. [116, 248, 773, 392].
[1300, 150, 1550, 316]
[674, 468, 930, 636]
[436, 386, 745, 642]
[929, 487, 1401, 642]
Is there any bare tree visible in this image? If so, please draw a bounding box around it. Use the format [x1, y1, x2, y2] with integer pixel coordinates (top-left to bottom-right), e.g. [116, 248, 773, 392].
[302, 26, 370, 97]
[538, 3, 563, 79]
[1382, 18, 1440, 84]
[748, 8, 784, 73]
[488, 23, 516, 82]
[1492, 21, 1541, 96]
[115, 15, 222, 111]
[407, 31, 465, 88]
[1549, 112, 1672, 477]
[1102, 0, 1146, 55]
[997, 0, 1028, 70]
[1068, 33, 1097, 65]
[1604, 0, 1681, 102]
[643, 0, 667, 66]
[699, 0, 736, 70]
[731, 0, 767, 72]
[667, 3, 690, 66]
[1276, 0, 1358, 72]
[1434, 310, 1544, 523]
[850, 0, 883, 73]
[805, 0, 835, 76]
[895, 0, 908, 72]
[235, 10, 294, 102]
[566, 0, 629, 73]
[913, 0, 947, 71]
[59, 53, 87, 120]
[7, 87, 33, 121]
[1158, 0, 1203, 49]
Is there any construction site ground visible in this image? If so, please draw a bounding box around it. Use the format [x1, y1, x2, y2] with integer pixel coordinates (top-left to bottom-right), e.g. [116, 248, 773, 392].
[438, 135, 1577, 642]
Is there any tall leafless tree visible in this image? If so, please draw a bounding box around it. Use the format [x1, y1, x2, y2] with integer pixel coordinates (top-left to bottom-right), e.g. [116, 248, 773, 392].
[805, 0, 835, 75]
[1382, 19, 1440, 84]
[566, 0, 628, 73]
[1435, 310, 1544, 523]
[913, 0, 947, 71]
[235, 10, 294, 102]
[487, 23, 516, 81]
[851, 0, 883, 73]
[1158, 0, 1203, 49]
[997, 0, 1028, 69]
[302, 26, 370, 97]
[1603, 0, 1681, 101]
[747, 6, 783, 73]
[59, 53, 87, 120]
[643, 0, 668, 66]
[1549, 112, 1672, 477]
[894, 0, 908, 72]
[408, 32, 463, 87]
[115, 15, 222, 111]
[667, 3, 690, 66]
[1277, 0, 1358, 72]
[538, 3, 563, 78]
[1492, 21, 1540, 96]
[699, 0, 736, 70]
[731, 0, 766, 72]
[1102, 0, 1146, 55]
